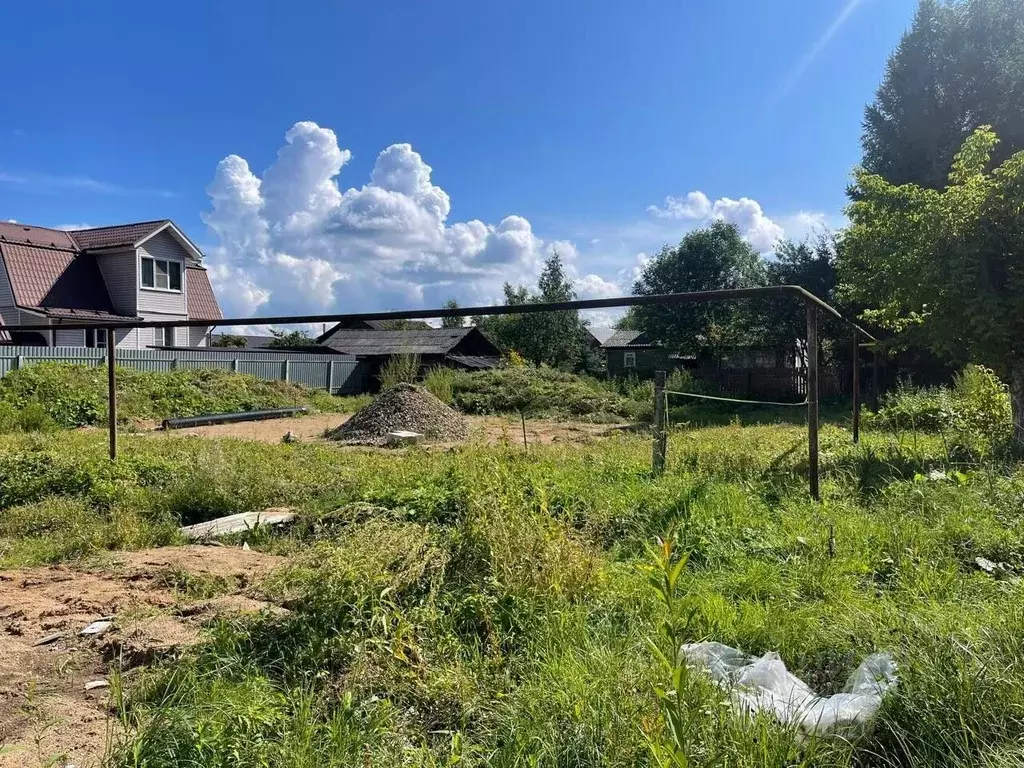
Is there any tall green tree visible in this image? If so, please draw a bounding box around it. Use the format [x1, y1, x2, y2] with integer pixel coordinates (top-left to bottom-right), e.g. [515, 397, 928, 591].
[476, 250, 589, 370]
[266, 329, 315, 348]
[862, 0, 1024, 190]
[753, 233, 845, 365]
[440, 299, 465, 328]
[627, 221, 766, 355]
[841, 126, 1024, 439]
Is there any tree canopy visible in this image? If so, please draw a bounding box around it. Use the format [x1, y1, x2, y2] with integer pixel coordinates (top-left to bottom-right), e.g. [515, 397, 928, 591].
[862, 0, 1024, 190]
[841, 126, 1024, 435]
[626, 221, 766, 355]
[267, 329, 315, 348]
[212, 333, 247, 348]
[475, 251, 591, 370]
[440, 299, 465, 328]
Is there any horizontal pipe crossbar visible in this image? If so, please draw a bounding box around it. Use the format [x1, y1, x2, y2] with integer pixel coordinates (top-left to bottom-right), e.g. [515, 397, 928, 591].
[0, 285, 877, 341]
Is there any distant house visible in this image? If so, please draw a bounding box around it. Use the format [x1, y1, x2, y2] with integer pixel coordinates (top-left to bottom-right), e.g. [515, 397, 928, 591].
[602, 329, 669, 378]
[0, 220, 222, 347]
[584, 326, 616, 350]
[316, 325, 501, 390]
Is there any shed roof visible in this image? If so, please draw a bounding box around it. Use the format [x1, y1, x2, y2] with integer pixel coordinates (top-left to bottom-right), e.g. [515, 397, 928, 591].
[586, 326, 616, 345]
[321, 327, 485, 356]
[602, 329, 660, 348]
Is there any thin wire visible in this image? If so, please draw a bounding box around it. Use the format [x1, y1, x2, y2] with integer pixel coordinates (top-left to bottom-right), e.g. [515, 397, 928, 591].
[664, 389, 809, 407]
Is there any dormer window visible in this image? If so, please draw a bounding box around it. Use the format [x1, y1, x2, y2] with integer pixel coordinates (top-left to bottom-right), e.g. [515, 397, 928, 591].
[141, 257, 182, 291]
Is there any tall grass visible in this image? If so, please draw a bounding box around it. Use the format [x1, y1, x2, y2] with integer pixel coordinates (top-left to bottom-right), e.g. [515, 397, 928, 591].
[0, 412, 1020, 765]
[423, 365, 456, 403]
[378, 354, 421, 390]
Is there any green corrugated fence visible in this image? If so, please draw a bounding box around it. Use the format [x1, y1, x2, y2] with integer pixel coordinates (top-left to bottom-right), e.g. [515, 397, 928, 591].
[0, 346, 367, 394]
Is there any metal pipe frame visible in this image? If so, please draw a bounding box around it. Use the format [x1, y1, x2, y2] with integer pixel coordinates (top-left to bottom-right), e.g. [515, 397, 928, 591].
[10, 285, 871, 498]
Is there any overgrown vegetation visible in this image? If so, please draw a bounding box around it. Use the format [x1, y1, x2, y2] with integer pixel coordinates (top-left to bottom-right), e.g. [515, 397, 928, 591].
[0, 363, 350, 430]
[0, 412, 1020, 765]
[378, 354, 421, 391]
[866, 364, 1011, 454]
[450, 364, 646, 420]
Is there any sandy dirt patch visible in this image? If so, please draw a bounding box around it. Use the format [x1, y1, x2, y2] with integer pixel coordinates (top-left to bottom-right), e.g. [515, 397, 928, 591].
[153, 412, 628, 447]
[0, 546, 283, 768]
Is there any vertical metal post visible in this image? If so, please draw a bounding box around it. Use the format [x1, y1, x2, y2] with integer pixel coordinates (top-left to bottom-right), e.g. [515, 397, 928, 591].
[327, 361, 335, 394]
[232, 358, 239, 373]
[283, 359, 290, 383]
[871, 347, 880, 413]
[652, 370, 667, 477]
[852, 330, 860, 444]
[806, 305, 820, 500]
[106, 328, 117, 461]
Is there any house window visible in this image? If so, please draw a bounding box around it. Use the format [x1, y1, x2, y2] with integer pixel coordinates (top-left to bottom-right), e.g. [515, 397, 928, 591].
[163, 327, 176, 347]
[623, 351, 637, 369]
[141, 257, 183, 291]
[85, 328, 108, 348]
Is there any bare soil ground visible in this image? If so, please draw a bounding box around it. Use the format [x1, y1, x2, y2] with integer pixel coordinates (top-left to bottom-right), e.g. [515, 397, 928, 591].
[0, 546, 283, 768]
[154, 412, 626, 446]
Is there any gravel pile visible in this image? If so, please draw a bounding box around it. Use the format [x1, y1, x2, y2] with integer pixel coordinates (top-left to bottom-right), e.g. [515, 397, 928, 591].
[328, 383, 468, 446]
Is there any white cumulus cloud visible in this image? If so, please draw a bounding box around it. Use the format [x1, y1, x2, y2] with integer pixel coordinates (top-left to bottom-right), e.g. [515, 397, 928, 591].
[647, 191, 785, 252]
[201, 122, 556, 319]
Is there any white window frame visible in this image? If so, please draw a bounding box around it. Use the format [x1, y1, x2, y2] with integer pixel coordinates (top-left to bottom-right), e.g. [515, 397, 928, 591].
[85, 328, 108, 348]
[623, 351, 637, 369]
[141, 257, 183, 292]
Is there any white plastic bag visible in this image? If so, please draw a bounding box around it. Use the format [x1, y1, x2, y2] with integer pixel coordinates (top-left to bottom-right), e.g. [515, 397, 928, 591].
[681, 642, 896, 737]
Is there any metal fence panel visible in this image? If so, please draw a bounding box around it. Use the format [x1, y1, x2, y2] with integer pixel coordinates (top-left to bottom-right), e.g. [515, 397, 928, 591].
[0, 346, 361, 394]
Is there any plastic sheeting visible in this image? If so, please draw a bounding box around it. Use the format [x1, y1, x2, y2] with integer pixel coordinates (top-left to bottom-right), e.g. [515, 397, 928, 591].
[681, 642, 897, 737]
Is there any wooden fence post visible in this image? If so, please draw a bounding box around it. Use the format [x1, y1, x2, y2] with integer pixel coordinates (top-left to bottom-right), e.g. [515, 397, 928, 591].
[106, 330, 117, 462]
[652, 370, 667, 477]
[806, 304, 820, 500]
[852, 329, 860, 444]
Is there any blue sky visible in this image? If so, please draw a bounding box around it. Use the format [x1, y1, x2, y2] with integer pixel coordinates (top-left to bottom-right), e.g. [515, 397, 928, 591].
[0, 0, 917, 320]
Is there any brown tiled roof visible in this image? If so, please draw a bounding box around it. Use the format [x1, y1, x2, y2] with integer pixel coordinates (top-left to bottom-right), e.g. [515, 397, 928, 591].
[0, 221, 76, 250]
[186, 266, 223, 321]
[0, 219, 220, 325]
[69, 220, 168, 251]
[33, 307, 139, 321]
[0, 242, 118, 314]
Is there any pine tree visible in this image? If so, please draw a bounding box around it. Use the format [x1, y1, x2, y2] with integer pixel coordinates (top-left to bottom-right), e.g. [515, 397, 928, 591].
[862, 0, 1024, 190]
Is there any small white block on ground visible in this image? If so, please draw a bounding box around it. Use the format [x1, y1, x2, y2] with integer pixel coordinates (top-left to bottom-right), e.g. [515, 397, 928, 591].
[387, 430, 423, 446]
[80, 620, 112, 636]
[85, 680, 110, 691]
[180, 508, 296, 540]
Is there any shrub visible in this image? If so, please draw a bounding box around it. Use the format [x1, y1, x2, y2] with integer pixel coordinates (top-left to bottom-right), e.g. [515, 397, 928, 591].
[0, 363, 346, 429]
[451, 365, 643, 420]
[378, 354, 420, 391]
[868, 364, 1011, 447]
[423, 366, 456, 404]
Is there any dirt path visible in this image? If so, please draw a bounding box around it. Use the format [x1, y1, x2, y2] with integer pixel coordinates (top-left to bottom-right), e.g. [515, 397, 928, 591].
[0, 546, 283, 768]
[154, 412, 627, 446]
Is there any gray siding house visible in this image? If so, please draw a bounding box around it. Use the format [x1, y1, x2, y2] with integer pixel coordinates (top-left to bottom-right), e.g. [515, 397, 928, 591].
[0, 220, 222, 347]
